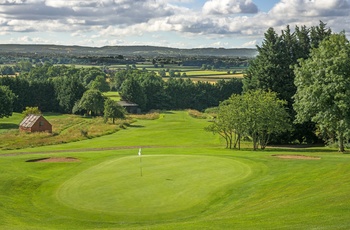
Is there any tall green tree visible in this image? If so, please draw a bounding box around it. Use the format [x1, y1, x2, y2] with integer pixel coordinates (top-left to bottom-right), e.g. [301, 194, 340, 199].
[78, 67, 106, 87]
[310, 21, 332, 48]
[0, 76, 31, 112]
[90, 75, 110, 92]
[140, 73, 168, 111]
[103, 98, 125, 124]
[294, 33, 350, 152]
[120, 77, 147, 111]
[242, 90, 290, 150]
[0, 85, 16, 118]
[243, 22, 332, 144]
[53, 76, 86, 113]
[206, 94, 245, 149]
[76, 89, 105, 116]
[206, 90, 290, 150]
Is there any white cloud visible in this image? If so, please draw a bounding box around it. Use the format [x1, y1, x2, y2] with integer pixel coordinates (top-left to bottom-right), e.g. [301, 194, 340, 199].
[241, 39, 257, 48]
[270, 0, 350, 17]
[0, 0, 349, 48]
[202, 0, 258, 15]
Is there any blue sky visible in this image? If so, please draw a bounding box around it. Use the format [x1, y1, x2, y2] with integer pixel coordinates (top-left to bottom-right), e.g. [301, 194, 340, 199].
[0, 0, 349, 48]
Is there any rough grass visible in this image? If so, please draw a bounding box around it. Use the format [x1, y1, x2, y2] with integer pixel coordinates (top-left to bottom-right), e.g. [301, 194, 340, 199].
[0, 113, 132, 150]
[1, 111, 350, 229]
[187, 109, 210, 119]
[129, 112, 161, 120]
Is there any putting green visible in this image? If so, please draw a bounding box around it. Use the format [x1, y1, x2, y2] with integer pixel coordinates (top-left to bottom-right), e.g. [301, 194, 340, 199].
[57, 155, 251, 220]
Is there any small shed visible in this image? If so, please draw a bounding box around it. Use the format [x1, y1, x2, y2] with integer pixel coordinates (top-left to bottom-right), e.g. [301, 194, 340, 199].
[117, 101, 141, 114]
[19, 114, 52, 133]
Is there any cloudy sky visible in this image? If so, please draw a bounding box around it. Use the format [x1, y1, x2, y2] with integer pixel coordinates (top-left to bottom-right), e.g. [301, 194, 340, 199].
[0, 0, 349, 48]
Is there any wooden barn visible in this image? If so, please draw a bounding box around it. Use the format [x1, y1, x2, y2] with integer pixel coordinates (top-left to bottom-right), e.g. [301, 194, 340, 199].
[117, 101, 141, 114]
[19, 114, 52, 133]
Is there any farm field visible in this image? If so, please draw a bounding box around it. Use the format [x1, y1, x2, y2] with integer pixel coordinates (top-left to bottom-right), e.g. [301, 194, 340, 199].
[109, 64, 246, 82]
[1, 111, 350, 229]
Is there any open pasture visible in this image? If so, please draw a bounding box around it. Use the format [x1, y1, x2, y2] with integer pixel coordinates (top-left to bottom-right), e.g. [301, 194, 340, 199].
[1, 111, 350, 229]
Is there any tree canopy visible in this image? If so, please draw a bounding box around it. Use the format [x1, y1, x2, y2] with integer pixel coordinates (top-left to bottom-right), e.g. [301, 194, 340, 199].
[75, 89, 105, 116]
[294, 33, 350, 152]
[206, 90, 290, 150]
[243, 22, 332, 144]
[120, 77, 147, 111]
[104, 98, 125, 124]
[0, 85, 16, 118]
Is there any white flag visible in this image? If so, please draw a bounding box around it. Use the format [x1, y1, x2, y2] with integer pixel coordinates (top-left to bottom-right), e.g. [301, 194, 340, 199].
[138, 148, 142, 156]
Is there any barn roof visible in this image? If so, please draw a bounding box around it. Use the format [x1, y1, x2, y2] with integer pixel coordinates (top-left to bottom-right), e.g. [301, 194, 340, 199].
[19, 114, 42, 128]
[117, 101, 139, 107]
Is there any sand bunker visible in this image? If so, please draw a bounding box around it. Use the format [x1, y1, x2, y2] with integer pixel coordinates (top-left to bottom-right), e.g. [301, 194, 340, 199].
[272, 154, 321, 160]
[26, 157, 80, 163]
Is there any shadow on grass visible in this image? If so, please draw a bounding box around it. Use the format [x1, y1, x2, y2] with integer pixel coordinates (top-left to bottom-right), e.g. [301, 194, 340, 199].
[264, 148, 335, 153]
[127, 124, 144, 128]
[0, 123, 18, 130]
[234, 144, 336, 153]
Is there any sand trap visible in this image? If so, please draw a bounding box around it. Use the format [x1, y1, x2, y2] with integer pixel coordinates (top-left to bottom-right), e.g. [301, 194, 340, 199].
[26, 157, 80, 163]
[272, 154, 321, 160]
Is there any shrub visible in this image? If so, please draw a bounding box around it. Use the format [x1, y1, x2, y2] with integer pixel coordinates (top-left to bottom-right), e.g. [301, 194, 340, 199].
[188, 109, 208, 119]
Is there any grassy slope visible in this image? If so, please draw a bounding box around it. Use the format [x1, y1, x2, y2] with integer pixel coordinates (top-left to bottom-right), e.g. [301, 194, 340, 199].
[0, 111, 350, 229]
[0, 113, 129, 150]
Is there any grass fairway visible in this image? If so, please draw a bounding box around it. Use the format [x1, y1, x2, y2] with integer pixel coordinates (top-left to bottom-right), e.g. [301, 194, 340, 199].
[1, 111, 350, 229]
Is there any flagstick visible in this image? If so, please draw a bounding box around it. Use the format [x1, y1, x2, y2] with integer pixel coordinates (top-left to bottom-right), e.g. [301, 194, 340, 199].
[140, 155, 143, 177]
[138, 148, 143, 177]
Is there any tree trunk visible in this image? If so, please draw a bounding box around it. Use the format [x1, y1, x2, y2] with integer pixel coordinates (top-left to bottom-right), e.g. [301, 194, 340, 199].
[229, 132, 233, 149]
[338, 131, 345, 152]
[224, 132, 229, 149]
[252, 133, 258, 150]
[238, 135, 241, 150]
[234, 133, 241, 150]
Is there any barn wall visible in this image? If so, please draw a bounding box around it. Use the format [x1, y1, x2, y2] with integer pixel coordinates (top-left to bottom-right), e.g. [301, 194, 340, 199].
[20, 116, 52, 133]
[33, 117, 52, 133]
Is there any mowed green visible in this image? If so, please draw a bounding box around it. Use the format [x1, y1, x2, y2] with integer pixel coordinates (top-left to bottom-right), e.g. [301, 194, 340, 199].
[1, 111, 350, 229]
[57, 155, 250, 220]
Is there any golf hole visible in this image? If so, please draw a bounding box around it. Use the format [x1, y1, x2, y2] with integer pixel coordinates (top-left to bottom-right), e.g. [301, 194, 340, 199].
[57, 155, 251, 219]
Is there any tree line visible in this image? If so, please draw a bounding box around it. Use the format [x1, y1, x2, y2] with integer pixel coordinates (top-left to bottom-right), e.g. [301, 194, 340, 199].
[0, 63, 243, 119]
[112, 69, 243, 112]
[209, 21, 350, 151]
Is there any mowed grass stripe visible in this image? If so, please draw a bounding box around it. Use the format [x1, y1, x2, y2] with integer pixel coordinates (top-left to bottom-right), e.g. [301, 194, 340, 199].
[56, 155, 252, 220]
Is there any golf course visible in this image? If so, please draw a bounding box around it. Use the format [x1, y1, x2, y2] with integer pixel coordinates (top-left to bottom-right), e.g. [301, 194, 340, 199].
[1, 111, 350, 229]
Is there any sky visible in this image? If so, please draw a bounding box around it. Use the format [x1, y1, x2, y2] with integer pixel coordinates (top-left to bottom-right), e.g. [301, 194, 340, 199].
[0, 0, 349, 48]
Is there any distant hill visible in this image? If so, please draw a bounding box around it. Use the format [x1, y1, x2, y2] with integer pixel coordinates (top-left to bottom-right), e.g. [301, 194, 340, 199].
[0, 44, 257, 58]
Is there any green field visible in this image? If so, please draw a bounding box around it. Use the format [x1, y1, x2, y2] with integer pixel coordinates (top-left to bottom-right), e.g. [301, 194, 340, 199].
[103, 91, 121, 101]
[1, 111, 350, 229]
[109, 64, 245, 82]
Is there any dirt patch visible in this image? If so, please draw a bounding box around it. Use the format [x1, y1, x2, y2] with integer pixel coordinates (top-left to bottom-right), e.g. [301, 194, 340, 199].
[26, 157, 80, 163]
[272, 154, 321, 160]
